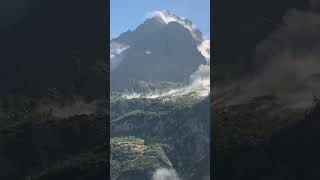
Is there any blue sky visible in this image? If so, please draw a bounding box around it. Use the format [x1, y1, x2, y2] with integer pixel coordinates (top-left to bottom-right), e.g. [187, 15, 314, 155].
[110, 0, 210, 39]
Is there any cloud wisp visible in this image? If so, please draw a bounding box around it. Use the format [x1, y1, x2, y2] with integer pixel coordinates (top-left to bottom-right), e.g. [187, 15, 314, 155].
[110, 42, 130, 71]
[146, 10, 203, 42]
[152, 168, 180, 180]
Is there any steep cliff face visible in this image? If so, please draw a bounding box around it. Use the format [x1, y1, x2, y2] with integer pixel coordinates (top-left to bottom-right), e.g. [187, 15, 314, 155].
[110, 12, 206, 90]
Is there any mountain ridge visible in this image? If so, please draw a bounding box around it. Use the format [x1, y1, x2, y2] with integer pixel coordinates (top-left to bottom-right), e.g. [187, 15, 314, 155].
[110, 11, 208, 91]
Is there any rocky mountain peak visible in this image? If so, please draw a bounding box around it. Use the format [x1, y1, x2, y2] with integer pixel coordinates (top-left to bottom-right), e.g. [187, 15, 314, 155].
[110, 11, 207, 91]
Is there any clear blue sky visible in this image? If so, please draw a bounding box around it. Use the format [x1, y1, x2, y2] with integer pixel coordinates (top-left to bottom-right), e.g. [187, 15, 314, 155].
[111, 0, 210, 39]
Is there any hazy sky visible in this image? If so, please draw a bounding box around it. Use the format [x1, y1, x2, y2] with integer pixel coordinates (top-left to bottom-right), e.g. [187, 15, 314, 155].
[110, 0, 210, 39]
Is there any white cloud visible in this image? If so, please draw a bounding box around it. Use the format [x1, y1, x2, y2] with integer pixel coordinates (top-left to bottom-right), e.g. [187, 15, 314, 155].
[182, 39, 211, 97]
[188, 64, 210, 96]
[110, 42, 130, 71]
[122, 39, 210, 99]
[121, 92, 142, 99]
[197, 39, 210, 63]
[146, 10, 202, 42]
[152, 168, 180, 180]
[147, 10, 179, 24]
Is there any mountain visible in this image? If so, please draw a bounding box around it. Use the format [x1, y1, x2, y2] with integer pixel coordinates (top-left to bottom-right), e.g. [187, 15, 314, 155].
[110, 11, 210, 180]
[110, 11, 207, 91]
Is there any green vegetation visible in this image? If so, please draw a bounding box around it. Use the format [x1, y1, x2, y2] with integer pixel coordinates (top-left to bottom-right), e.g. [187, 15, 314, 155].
[162, 92, 204, 109]
[111, 136, 172, 180]
[110, 94, 210, 180]
[112, 110, 160, 123]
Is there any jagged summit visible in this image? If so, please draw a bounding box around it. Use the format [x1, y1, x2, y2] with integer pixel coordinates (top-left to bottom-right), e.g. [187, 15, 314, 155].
[112, 10, 203, 44]
[110, 11, 208, 91]
[147, 10, 203, 42]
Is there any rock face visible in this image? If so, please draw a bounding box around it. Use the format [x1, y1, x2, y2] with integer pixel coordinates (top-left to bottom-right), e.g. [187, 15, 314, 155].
[110, 13, 206, 90]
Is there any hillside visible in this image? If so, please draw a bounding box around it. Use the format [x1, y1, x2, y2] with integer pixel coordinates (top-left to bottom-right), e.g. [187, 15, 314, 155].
[110, 94, 210, 180]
